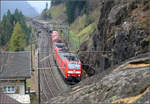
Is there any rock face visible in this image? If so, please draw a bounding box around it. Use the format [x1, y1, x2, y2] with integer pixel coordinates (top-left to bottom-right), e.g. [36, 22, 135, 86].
[51, 60, 150, 104]
[79, 0, 150, 75]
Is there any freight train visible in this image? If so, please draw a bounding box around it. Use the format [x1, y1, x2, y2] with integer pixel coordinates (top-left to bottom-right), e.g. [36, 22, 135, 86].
[51, 31, 82, 82]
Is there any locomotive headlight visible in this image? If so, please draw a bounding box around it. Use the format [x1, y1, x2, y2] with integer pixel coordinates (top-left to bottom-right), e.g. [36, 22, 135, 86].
[76, 71, 81, 74]
[68, 71, 73, 73]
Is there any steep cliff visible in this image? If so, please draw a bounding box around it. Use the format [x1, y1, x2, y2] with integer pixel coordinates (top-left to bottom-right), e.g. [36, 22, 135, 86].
[79, 0, 150, 75]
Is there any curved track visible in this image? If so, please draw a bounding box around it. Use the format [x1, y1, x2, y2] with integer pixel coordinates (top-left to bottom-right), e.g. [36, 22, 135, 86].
[35, 24, 69, 103]
[27, 19, 71, 103]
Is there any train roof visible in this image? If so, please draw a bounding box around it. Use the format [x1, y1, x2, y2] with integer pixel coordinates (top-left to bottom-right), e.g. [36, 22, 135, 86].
[58, 52, 79, 62]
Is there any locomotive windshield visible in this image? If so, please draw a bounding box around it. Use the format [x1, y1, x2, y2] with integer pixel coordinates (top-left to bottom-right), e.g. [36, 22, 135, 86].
[64, 55, 78, 61]
[68, 64, 80, 69]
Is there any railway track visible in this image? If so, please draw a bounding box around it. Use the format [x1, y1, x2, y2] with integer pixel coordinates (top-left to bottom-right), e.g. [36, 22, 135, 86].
[47, 60, 62, 91]
[30, 19, 70, 103]
[39, 57, 50, 102]
[39, 36, 55, 102]
[40, 55, 63, 103]
[41, 63, 55, 97]
[40, 77, 49, 102]
[38, 29, 63, 103]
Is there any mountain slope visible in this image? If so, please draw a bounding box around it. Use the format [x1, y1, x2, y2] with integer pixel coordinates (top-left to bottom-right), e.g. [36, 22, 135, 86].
[1, 1, 39, 19]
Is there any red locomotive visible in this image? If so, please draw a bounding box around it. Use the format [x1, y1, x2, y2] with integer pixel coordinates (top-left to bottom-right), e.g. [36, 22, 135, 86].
[51, 31, 82, 82]
[55, 52, 82, 82]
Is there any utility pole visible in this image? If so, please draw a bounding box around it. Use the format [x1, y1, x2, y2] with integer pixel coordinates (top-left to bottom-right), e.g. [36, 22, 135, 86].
[38, 49, 41, 104]
[31, 33, 33, 71]
[78, 34, 80, 50]
[101, 0, 105, 72]
[149, 7, 150, 70]
[0, 33, 1, 48]
[67, 28, 69, 48]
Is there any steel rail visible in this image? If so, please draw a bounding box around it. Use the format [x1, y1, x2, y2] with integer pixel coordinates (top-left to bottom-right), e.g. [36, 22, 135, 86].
[41, 62, 55, 98]
[48, 60, 61, 91]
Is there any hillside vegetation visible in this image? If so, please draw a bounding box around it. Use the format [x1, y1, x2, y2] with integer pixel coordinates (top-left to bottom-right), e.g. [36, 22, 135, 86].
[48, 3, 67, 23]
[69, 7, 100, 48]
[45, 1, 100, 49]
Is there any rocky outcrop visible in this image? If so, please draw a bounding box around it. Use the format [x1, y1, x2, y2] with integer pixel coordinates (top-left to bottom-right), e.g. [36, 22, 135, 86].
[79, 0, 150, 75]
[51, 60, 150, 104]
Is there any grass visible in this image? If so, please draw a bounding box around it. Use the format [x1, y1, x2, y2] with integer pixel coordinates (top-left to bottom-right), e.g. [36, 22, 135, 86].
[89, 7, 100, 24]
[30, 94, 38, 104]
[26, 79, 31, 88]
[69, 23, 96, 48]
[68, 7, 99, 49]
[69, 30, 79, 48]
[70, 7, 100, 35]
[49, 3, 66, 20]
[79, 23, 96, 43]
[70, 14, 88, 34]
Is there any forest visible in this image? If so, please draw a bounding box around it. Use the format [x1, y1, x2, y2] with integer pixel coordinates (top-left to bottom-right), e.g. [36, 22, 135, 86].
[0, 9, 32, 51]
[65, 1, 89, 24]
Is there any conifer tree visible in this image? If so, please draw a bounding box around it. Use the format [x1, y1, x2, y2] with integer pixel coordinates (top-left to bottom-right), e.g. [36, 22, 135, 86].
[9, 22, 25, 51]
[0, 9, 31, 47]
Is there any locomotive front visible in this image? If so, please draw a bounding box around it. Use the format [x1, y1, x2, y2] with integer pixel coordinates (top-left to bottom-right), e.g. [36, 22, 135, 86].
[64, 53, 82, 82]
